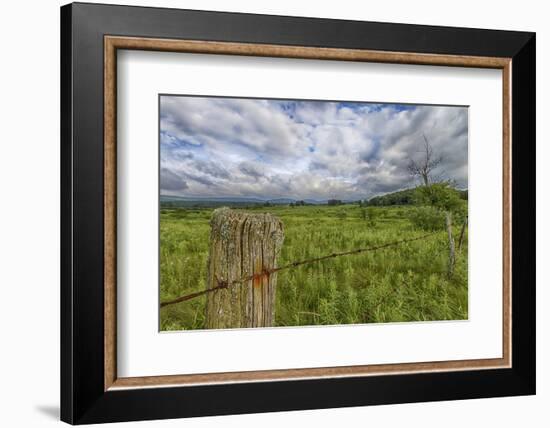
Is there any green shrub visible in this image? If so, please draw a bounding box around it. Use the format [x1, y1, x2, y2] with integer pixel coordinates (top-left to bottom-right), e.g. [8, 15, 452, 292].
[366, 207, 378, 226]
[414, 183, 463, 213]
[336, 209, 347, 220]
[407, 206, 446, 231]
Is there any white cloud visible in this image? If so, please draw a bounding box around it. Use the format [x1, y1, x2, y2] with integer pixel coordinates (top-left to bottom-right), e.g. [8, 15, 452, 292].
[160, 96, 468, 200]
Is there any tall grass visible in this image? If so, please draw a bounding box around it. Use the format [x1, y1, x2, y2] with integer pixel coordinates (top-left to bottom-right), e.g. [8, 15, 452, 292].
[160, 204, 468, 331]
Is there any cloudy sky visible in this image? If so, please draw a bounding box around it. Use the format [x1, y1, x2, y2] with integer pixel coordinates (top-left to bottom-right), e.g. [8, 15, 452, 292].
[160, 95, 468, 201]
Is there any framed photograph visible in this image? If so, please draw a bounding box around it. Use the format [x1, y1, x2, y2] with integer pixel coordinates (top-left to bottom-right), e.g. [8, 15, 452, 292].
[61, 2, 535, 424]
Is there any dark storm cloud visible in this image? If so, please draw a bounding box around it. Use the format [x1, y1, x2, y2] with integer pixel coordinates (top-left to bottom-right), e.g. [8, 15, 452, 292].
[308, 161, 329, 171]
[160, 168, 188, 192]
[239, 162, 264, 178]
[182, 171, 215, 187]
[194, 160, 230, 179]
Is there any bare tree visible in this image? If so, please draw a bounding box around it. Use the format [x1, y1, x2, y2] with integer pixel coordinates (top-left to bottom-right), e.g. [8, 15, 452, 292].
[407, 134, 460, 277]
[407, 134, 442, 186]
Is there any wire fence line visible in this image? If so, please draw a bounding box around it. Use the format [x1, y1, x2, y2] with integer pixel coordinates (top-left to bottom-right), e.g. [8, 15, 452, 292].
[160, 231, 441, 309]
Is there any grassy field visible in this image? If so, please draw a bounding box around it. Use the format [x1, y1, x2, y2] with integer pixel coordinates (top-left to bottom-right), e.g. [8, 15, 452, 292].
[160, 204, 468, 331]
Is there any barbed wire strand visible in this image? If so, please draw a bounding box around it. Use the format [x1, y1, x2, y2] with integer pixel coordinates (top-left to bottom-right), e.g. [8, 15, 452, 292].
[160, 231, 440, 309]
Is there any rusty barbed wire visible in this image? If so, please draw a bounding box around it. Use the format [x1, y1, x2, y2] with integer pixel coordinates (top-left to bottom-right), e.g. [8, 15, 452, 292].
[160, 231, 441, 308]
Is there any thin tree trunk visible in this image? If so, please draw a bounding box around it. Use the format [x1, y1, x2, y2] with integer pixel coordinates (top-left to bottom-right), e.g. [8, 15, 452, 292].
[446, 211, 455, 276]
[457, 216, 468, 253]
[422, 173, 429, 186]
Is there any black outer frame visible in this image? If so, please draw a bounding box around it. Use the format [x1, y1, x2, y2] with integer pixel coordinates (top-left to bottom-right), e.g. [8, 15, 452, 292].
[60, 2, 535, 424]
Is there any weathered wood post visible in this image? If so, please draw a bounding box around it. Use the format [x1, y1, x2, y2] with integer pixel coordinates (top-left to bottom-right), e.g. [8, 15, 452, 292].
[457, 216, 468, 253]
[445, 211, 456, 276]
[205, 208, 284, 329]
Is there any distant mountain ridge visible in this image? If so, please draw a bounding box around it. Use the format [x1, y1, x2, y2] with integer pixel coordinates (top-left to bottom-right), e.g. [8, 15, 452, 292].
[161, 194, 327, 205]
[160, 195, 338, 208]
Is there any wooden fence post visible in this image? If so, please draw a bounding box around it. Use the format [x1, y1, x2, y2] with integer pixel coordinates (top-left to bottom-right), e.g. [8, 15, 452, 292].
[205, 208, 284, 329]
[457, 216, 468, 253]
[445, 211, 456, 276]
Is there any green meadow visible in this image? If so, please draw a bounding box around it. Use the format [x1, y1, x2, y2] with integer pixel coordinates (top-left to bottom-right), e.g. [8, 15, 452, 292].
[159, 203, 468, 331]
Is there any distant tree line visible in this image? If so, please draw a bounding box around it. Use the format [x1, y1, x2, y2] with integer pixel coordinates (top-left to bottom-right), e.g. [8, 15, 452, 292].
[365, 188, 416, 206]
[362, 188, 467, 207]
